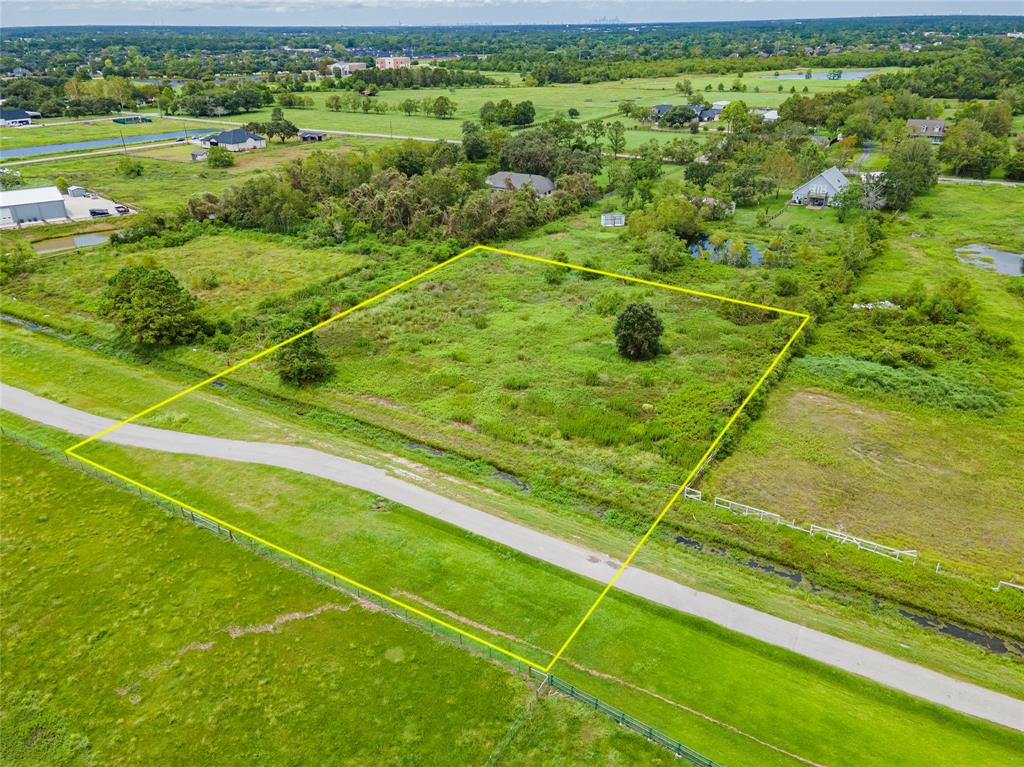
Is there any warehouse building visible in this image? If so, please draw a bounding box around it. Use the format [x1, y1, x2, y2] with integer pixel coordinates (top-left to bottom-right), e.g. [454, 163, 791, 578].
[0, 186, 69, 227]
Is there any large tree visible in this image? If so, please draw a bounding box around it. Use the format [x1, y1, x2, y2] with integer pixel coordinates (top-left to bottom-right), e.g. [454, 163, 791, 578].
[883, 138, 939, 210]
[938, 119, 1009, 178]
[614, 302, 664, 361]
[101, 266, 204, 347]
[274, 322, 334, 386]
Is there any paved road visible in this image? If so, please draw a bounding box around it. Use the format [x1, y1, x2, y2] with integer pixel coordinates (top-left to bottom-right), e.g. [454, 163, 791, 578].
[3, 382, 1022, 731]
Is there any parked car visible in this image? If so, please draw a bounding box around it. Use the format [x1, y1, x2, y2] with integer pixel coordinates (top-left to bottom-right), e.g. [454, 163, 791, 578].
[114, 205, 130, 214]
[89, 208, 111, 217]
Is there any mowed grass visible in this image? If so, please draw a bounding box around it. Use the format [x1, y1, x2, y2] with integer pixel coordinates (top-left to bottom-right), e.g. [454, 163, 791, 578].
[0, 116, 224, 151]
[0, 433, 677, 766]
[13, 418, 1022, 767]
[706, 184, 1024, 573]
[198, 68, 893, 142]
[7, 136, 386, 214]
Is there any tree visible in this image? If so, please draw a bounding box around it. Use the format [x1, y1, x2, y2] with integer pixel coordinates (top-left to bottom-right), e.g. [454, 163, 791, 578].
[834, 179, 864, 223]
[614, 302, 663, 361]
[431, 96, 457, 119]
[53, 176, 69, 194]
[980, 101, 1013, 138]
[567, 107, 580, 119]
[884, 138, 938, 210]
[606, 121, 626, 155]
[207, 145, 235, 168]
[101, 266, 203, 347]
[939, 119, 1009, 178]
[274, 322, 334, 386]
[762, 148, 799, 198]
[325, 94, 342, 111]
[644, 231, 683, 272]
[661, 106, 697, 129]
[720, 101, 751, 134]
[1005, 152, 1024, 181]
[400, 98, 420, 116]
[462, 121, 489, 161]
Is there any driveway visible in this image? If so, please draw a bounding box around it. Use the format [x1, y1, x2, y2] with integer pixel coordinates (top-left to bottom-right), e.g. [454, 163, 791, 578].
[2, 382, 1022, 731]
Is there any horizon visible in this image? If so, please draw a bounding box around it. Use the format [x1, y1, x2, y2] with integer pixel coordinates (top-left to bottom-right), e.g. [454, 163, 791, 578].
[3, 3, 1023, 30]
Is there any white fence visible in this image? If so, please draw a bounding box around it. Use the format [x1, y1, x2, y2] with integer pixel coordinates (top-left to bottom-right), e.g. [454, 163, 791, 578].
[702, 495, 919, 562]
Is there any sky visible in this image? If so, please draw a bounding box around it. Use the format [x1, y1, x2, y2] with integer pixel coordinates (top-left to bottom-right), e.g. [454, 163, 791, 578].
[2, 1, 1023, 28]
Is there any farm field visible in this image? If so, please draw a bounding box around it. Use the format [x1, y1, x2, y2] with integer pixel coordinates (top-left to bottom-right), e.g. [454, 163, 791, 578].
[705, 184, 1024, 574]
[0, 432, 676, 767]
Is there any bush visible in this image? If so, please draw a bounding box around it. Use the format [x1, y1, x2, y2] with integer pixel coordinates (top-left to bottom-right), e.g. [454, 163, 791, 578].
[614, 302, 664, 361]
[274, 322, 334, 386]
[100, 265, 203, 347]
[207, 146, 235, 168]
[117, 156, 144, 178]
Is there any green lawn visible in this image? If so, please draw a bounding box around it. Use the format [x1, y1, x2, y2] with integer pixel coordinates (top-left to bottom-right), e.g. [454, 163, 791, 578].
[0, 116, 224, 151]
[0, 432, 677, 766]
[7, 418, 1021, 767]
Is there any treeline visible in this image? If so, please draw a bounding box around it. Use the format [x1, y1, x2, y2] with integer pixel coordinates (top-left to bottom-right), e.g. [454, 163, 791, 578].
[345, 67, 492, 89]
[180, 124, 601, 244]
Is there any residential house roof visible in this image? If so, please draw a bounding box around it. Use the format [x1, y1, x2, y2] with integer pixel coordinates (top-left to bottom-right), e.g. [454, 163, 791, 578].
[793, 166, 849, 199]
[650, 104, 674, 117]
[299, 129, 326, 138]
[906, 118, 946, 136]
[0, 108, 32, 120]
[0, 185, 64, 207]
[209, 129, 264, 145]
[485, 172, 555, 195]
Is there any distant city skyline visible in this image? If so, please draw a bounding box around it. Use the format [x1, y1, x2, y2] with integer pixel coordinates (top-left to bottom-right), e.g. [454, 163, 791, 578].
[2, 2, 1023, 30]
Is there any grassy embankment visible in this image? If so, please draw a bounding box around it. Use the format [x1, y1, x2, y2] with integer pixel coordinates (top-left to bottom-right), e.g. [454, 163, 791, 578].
[0, 432, 676, 767]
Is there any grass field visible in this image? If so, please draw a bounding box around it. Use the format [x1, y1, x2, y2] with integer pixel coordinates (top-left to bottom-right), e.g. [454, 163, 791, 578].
[6, 417, 1022, 767]
[138, 68, 897, 146]
[0, 432, 677, 766]
[0, 116, 224, 151]
[706, 184, 1024, 574]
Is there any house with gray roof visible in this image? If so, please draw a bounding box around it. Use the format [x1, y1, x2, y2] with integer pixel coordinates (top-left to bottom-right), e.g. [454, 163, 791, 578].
[791, 166, 849, 207]
[0, 108, 33, 127]
[197, 129, 266, 152]
[906, 118, 946, 143]
[486, 172, 555, 197]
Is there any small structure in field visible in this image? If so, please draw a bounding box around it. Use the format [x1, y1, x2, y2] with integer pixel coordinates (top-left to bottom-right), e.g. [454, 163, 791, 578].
[485, 171, 555, 197]
[299, 130, 327, 142]
[791, 166, 849, 207]
[600, 212, 626, 227]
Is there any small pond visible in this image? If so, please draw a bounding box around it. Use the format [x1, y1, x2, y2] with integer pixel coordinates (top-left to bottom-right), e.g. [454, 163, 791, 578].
[34, 232, 113, 255]
[758, 69, 878, 80]
[689, 238, 764, 266]
[955, 244, 1023, 277]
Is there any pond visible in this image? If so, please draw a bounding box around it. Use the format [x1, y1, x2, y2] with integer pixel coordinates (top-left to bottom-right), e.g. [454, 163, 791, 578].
[955, 244, 1024, 277]
[689, 238, 764, 266]
[757, 69, 878, 80]
[34, 232, 114, 255]
[0, 130, 200, 160]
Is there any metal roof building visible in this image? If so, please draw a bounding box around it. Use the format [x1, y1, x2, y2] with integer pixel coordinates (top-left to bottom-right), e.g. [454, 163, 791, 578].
[0, 185, 69, 227]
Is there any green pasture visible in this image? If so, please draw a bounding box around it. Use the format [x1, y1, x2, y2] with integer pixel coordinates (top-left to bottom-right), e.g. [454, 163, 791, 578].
[0, 116, 223, 151]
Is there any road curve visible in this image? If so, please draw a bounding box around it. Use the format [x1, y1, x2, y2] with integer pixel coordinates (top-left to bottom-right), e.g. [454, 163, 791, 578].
[2, 382, 1021, 731]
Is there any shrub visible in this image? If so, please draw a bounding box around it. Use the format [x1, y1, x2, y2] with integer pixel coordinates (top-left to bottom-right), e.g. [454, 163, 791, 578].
[274, 322, 334, 386]
[101, 266, 204, 347]
[207, 146, 235, 168]
[614, 302, 664, 361]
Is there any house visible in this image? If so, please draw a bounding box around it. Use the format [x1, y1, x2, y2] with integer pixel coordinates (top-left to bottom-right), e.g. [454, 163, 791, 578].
[650, 104, 674, 120]
[906, 118, 946, 143]
[329, 62, 368, 76]
[791, 166, 850, 207]
[751, 107, 779, 122]
[299, 130, 327, 142]
[600, 212, 626, 227]
[698, 108, 721, 122]
[375, 56, 412, 70]
[197, 129, 266, 152]
[711, 100, 731, 110]
[0, 108, 33, 127]
[0, 186, 69, 227]
[485, 172, 555, 197]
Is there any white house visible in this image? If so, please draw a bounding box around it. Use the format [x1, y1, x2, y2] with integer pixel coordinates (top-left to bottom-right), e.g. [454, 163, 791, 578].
[0, 108, 33, 127]
[791, 166, 849, 207]
[906, 118, 946, 144]
[197, 129, 266, 152]
[751, 107, 779, 122]
[711, 100, 731, 110]
[329, 62, 368, 76]
[0, 186, 69, 227]
[375, 56, 412, 70]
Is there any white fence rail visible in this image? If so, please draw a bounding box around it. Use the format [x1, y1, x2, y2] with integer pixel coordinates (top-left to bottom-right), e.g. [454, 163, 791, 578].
[704, 496, 918, 562]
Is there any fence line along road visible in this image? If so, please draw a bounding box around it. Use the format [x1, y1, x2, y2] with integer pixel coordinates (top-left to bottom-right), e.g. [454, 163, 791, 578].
[2, 382, 1023, 733]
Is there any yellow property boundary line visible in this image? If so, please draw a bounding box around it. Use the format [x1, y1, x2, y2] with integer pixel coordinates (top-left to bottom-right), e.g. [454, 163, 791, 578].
[66, 244, 810, 674]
